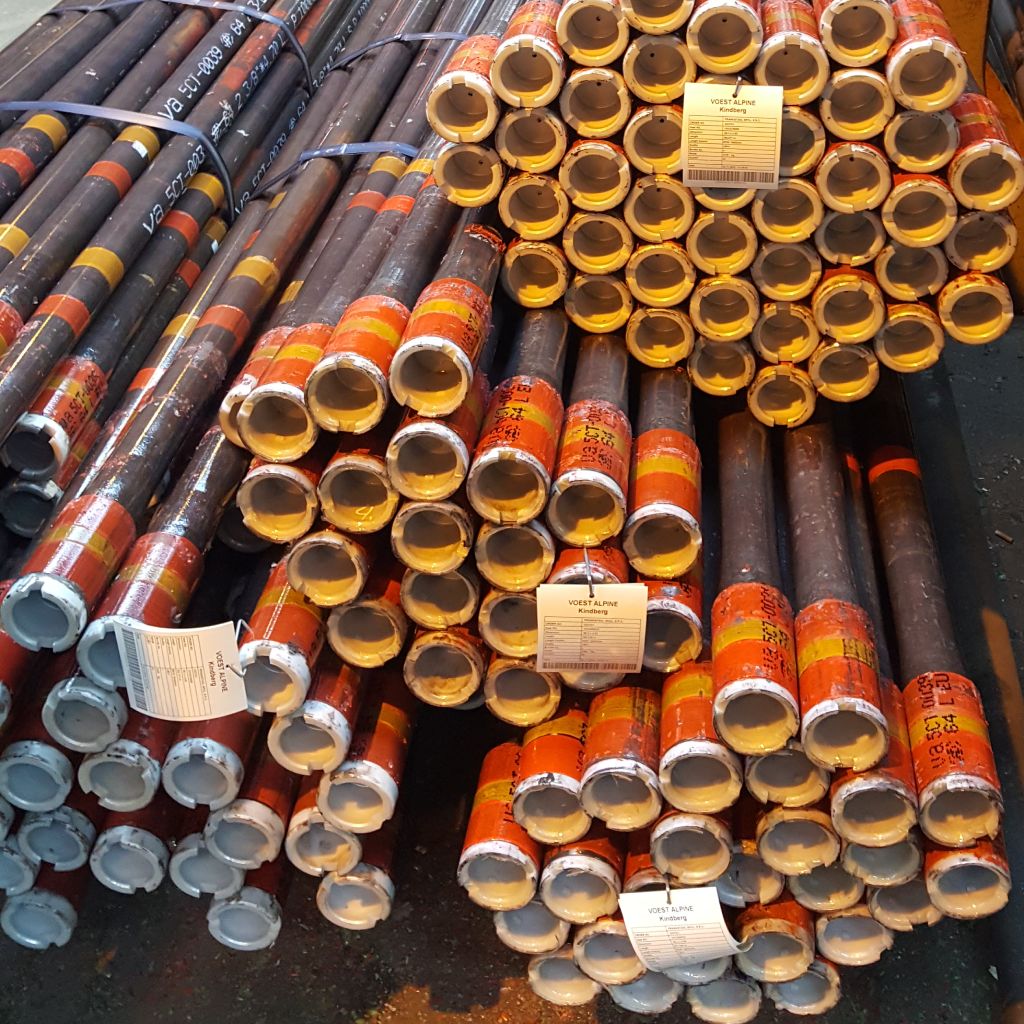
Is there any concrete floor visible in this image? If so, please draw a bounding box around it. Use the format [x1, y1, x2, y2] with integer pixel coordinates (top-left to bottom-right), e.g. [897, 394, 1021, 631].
[0, 5, 1021, 1021]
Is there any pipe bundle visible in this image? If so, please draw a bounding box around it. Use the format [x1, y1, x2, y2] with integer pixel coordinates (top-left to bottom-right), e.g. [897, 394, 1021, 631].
[454, 409, 1008, 1018]
[424, 0, 1022, 429]
[0, 0, 1011, 1011]
[0, 0, 498, 949]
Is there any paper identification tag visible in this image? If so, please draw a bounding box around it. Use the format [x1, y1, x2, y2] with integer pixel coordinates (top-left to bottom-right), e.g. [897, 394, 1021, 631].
[618, 887, 745, 972]
[535, 583, 648, 673]
[681, 82, 784, 190]
[115, 620, 248, 721]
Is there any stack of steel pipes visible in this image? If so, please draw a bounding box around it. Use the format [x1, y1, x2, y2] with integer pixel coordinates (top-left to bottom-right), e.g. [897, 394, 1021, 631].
[424, 0, 1023, 427]
[0, 0, 503, 949]
[0, 0, 1010, 987]
[454, 409, 1009, 1018]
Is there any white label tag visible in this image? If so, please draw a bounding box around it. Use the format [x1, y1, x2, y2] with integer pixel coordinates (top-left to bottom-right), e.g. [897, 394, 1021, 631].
[115, 621, 248, 721]
[535, 583, 647, 673]
[618, 887, 744, 972]
[681, 82, 783, 189]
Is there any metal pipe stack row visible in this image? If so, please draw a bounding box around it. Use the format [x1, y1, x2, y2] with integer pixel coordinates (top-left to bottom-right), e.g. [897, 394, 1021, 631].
[0, 0, 1010, 994]
[424, 0, 1022, 428]
[0, 0, 499, 949]
[453, 407, 1008, 1018]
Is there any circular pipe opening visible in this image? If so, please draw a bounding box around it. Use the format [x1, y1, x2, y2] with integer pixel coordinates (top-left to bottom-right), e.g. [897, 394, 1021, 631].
[392, 504, 470, 575]
[625, 175, 694, 243]
[608, 971, 682, 1014]
[644, 605, 702, 671]
[405, 638, 480, 707]
[884, 182, 956, 247]
[752, 304, 819, 364]
[869, 877, 942, 930]
[944, 212, 1016, 272]
[319, 462, 395, 533]
[752, 243, 820, 301]
[688, 339, 755, 398]
[759, 818, 839, 875]
[288, 537, 362, 606]
[558, 0, 629, 67]
[237, 472, 316, 542]
[462, 850, 536, 910]
[563, 213, 633, 274]
[885, 108, 958, 172]
[816, 910, 893, 965]
[514, 783, 589, 844]
[499, 175, 568, 241]
[479, 592, 538, 658]
[821, 0, 894, 65]
[746, 744, 829, 807]
[389, 427, 466, 502]
[563, 274, 633, 333]
[528, 950, 602, 1006]
[653, 819, 731, 884]
[715, 690, 797, 755]
[435, 144, 504, 207]
[486, 663, 560, 727]
[239, 392, 316, 463]
[475, 522, 554, 592]
[802, 706, 888, 770]
[816, 210, 885, 265]
[495, 897, 569, 954]
[542, 860, 619, 922]
[818, 149, 890, 212]
[328, 601, 406, 667]
[496, 107, 567, 173]
[624, 34, 693, 103]
[757, 36, 828, 104]
[660, 746, 741, 813]
[559, 146, 631, 211]
[688, 215, 757, 276]
[834, 784, 918, 847]
[624, 107, 684, 174]
[687, 972, 762, 1024]
[688, 5, 762, 73]
[929, 860, 1011, 919]
[402, 568, 477, 629]
[624, 503, 700, 577]
[270, 716, 343, 774]
[502, 242, 569, 308]
[809, 343, 879, 402]
[780, 108, 826, 177]
[560, 69, 630, 138]
[627, 244, 695, 306]
[574, 924, 643, 985]
[820, 71, 893, 140]
[737, 931, 813, 983]
[429, 74, 497, 143]
[581, 763, 661, 830]
[890, 44, 964, 111]
[876, 244, 948, 300]
[787, 863, 864, 912]
[690, 279, 759, 341]
[753, 179, 822, 243]
[920, 787, 1001, 848]
[842, 837, 921, 886]
[747, 367, 816, 429]
[718, 852, 784, 909]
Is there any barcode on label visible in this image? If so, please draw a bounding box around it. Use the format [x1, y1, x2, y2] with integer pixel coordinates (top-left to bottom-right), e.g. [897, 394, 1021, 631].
[121, 629, 150, 712]
[688, 170, 776, 183]
[546, 662, 634, 671]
